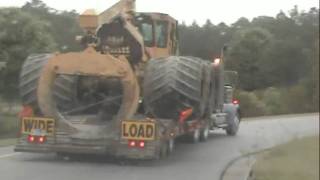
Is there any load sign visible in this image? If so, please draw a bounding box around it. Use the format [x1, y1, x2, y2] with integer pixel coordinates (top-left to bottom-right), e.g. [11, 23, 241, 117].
[122, 121, 155, 141]
[21, 117, 55, 136]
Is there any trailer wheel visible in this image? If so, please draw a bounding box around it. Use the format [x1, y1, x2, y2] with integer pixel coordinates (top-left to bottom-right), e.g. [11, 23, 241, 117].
[200, 125, 210, 142]
[226, 112, 240, 136]
[160, 141, 169, 159]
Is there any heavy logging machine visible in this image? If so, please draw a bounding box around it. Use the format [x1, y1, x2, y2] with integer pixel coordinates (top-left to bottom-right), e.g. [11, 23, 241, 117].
[15, 0, 240, 159]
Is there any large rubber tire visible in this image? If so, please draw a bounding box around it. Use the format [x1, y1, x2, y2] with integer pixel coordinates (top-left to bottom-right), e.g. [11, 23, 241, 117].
[226, 112, 240, 136]
[200, 124, 210, 142]
[143, 56, 208, 119]
[19, 54, 76, 114]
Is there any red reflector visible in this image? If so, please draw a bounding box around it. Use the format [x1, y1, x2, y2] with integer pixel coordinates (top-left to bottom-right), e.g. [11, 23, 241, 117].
[232, 99, 239, 105]
[38, 136, 46, 143]
[179, 108, 193, 124]
[19, 106, 34, 119]
[27, 135, 35, 143]
[128, 140, 136, 147]
[139, 141, 145, 148]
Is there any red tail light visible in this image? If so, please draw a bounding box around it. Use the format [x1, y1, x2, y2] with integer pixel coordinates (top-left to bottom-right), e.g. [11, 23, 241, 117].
[27, 135, 35, 143]
[179, 108, 193, 124]
[128, 140, 145, 148]
[138, 141, 145, 148]
[19, 106, 34, 119]
[232, 99, 239, 105]
[38, 136, 46, 143]
[27, 135, 46, 144]
[128, 140, 136, 147]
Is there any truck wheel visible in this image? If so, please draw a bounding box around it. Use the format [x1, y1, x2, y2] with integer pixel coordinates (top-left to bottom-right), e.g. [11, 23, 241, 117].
[167, 138, 175, 155]
[19, 54, 77, 114]
[226, 113, 240, 136]
[200, 125, 210, 142]
[191, 128, 200, 143]
[143, 56, 208, 119]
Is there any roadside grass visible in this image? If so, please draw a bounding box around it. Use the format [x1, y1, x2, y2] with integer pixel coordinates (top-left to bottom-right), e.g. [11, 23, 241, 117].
[0, 138, 17, 147]
[0, 114, 18, 138]
[0, 114, 18, 147]
[252, 136, 319, 180]
[242, 112, 319, 121]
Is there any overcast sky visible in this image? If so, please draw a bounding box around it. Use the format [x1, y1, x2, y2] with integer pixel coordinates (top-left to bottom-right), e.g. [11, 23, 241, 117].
[0, 0, 318, 25]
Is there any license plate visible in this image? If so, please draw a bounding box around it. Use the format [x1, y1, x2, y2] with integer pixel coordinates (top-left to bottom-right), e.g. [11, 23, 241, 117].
[121, 121, 155, 141]
[21, 117, 55, 136]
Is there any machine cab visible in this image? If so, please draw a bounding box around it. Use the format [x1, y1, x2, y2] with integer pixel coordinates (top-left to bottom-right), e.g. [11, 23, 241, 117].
[135, 13, 179, 58]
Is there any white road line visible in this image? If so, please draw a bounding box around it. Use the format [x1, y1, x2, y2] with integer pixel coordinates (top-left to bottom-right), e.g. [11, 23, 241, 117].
[0, 153, 20, 159]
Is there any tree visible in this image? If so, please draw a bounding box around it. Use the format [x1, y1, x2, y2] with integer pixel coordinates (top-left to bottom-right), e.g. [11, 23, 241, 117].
[22, 0, 83, 52]
[226, 28, 272, 90]
[260, 39, 307, 86]
[0, 8, 56, 100]
[232, 17, 251, 29]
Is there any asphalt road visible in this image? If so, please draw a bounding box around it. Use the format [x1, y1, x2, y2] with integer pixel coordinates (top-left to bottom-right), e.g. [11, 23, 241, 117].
[0, 114, 318, 180]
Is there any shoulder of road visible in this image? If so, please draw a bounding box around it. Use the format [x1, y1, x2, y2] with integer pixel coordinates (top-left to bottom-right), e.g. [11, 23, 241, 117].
[222, 135, 319, 180]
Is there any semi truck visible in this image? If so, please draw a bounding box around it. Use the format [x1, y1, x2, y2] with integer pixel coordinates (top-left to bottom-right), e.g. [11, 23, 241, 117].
[14, 0, 240, 160]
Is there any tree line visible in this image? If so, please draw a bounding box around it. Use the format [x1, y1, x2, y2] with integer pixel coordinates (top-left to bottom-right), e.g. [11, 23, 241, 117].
[0, 0, 318, 116]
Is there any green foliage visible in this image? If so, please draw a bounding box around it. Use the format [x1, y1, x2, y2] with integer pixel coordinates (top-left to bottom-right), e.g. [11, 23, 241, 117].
[0, 0, 83, 101]
[227, 27, 273, 90]
[0, 115, 18, 137]
[261, 87, 283, 115]
[0, 8, 57, 100]
[237, 83, 318, 117]
[22, 0, 83, 52]
[279, 84, 313, 113]
[179, 21, 232, 59]
[178, 7, 319, 103]
[235, 90, 268, 117]
[313, 40, 319, 111]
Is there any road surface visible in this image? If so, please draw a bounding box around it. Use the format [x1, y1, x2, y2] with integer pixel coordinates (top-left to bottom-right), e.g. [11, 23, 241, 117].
[0, 114, 318, 180]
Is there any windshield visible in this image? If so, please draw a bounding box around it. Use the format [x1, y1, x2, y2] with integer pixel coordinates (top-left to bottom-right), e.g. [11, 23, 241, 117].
[155, 21, 168, 48]
[139, 22, 153, 47]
